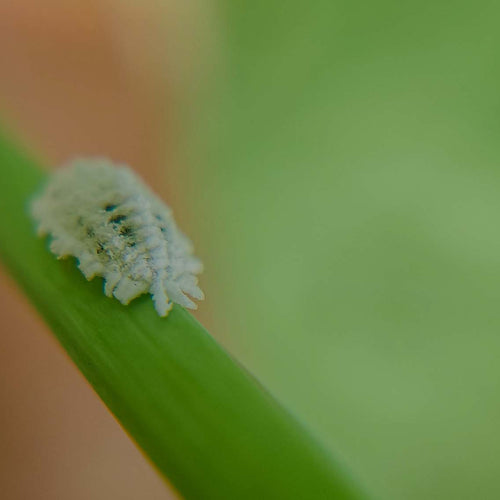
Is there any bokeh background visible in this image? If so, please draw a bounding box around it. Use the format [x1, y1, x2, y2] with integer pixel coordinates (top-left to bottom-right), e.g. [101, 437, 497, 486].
[2, 1, 500, 499]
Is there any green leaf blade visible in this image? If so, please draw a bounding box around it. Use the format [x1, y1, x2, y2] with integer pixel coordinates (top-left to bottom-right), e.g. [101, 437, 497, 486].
[0, 130, 364, 499]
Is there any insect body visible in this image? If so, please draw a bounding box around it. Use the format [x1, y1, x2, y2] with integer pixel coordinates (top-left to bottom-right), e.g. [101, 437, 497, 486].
[31, 159, 204, 317]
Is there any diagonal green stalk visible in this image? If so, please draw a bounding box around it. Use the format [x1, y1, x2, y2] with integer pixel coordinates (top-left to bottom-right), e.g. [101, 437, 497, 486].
[0, 129, 364, 499]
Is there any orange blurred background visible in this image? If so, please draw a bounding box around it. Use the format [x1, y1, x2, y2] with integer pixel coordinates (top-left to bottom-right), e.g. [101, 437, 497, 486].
[0, 2, 214, 498]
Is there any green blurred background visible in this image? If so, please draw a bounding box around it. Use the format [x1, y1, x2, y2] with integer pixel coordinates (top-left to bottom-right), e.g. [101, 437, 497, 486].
[2, 1, 500, 499]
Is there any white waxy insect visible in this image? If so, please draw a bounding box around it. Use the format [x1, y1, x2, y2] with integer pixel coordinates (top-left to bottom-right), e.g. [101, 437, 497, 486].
[31, 158, 204, 317]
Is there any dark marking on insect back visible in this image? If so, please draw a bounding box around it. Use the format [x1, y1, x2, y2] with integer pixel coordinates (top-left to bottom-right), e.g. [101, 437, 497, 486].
[109, 214, 127, 224]
[119, 225, 132, 236]
[119, 225, 136, 247]
[104, 203, 118, 212]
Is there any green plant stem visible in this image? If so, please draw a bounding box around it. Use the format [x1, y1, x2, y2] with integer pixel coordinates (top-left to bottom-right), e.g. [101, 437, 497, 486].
[0, 130, 364, 499]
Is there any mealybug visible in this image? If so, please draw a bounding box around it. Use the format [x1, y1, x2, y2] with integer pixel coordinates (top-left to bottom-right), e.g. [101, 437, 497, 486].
[31, 158, 204, 317]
